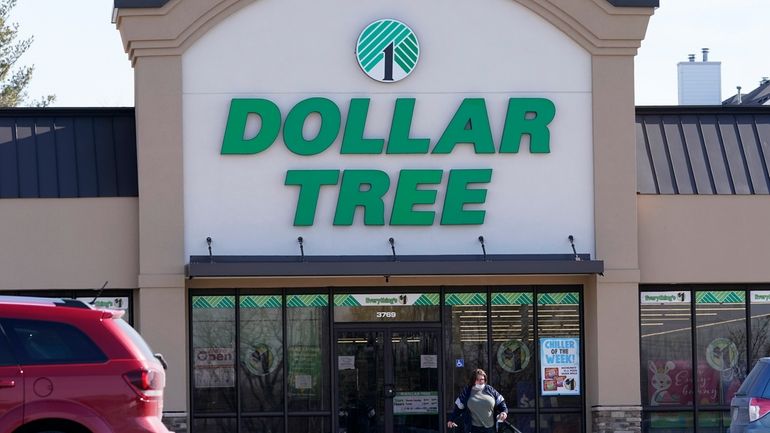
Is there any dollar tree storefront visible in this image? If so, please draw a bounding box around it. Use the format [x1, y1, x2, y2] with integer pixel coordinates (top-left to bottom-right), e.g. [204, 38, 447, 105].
[111, 0, 657, 432]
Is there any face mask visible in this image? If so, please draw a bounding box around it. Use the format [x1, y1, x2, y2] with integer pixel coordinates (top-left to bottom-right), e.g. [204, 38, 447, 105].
[473, 384, 484, 391]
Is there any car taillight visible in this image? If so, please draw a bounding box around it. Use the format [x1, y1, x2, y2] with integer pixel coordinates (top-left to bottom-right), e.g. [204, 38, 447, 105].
[123, 369, 163, 398]
[749, 397, 770, 422]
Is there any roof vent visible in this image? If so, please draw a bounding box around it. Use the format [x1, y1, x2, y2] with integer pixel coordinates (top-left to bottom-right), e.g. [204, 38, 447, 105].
[688, 54, 696, 62]
[737, 86, 743, 104]
[702, 48, 709, 62]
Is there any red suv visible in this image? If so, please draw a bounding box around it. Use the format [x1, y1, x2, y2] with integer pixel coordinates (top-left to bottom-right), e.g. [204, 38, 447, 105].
[0, 296, 170, 433]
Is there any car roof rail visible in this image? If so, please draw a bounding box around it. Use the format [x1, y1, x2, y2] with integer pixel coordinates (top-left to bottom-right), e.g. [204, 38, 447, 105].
[0, 296, 92, 309]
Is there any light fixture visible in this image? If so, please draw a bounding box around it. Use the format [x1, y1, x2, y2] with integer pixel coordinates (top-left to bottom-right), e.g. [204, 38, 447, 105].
[478, 236, 487, 260]
[568, 235, 580, 261]
[297, 236, 305, 260]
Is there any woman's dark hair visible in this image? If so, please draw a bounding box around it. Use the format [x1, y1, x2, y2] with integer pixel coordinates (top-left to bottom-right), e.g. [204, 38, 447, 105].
[467, 368, 488, 387]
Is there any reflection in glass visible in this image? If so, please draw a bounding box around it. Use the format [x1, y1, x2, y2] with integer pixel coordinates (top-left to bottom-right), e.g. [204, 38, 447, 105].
[241, 417, 283, 433]
[240, 295, 284, 412]
[491, 293, 535, 410]
[507, 413, 536, 433]
[538, 412, 581, 433]
[640, 293, 693, 408]
[537, 292, 581, 409]
[192, 296, 236, 413]
[444, 292, 487, 413]
[288, 295, 330, 411]
[392, 331, 440, 433]
[192, 417, 236, 433]
[288, 416, 331, 433]
[337, 331, 384, 433]
[642, 411, 693, 433]
[750, 298, 770, 368]
[695, 291, 746, 406]
[696, 411, 731, 433]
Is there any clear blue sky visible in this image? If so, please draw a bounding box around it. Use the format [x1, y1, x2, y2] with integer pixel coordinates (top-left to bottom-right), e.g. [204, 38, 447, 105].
[12, 0, 770, 107]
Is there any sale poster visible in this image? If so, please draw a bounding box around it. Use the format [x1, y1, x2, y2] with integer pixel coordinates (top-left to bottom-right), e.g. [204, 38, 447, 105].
[539, 337, 580, 396]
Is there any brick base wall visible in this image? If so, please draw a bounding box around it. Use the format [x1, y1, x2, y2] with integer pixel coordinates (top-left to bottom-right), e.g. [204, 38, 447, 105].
[592, 406, 642, 433]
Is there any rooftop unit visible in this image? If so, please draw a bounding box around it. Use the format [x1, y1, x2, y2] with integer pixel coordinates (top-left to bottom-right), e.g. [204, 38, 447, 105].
[678, 48, 721, 105]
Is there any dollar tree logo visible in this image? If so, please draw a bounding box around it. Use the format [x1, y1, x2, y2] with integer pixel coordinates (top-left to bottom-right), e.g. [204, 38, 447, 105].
[357, 19, 419, 83]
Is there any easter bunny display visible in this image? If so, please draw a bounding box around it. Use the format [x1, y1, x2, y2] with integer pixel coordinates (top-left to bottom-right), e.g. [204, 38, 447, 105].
[649, 360, 677, 405]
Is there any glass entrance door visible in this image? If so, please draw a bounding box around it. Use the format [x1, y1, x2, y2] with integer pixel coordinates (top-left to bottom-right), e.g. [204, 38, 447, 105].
[336, 329, 440, 433]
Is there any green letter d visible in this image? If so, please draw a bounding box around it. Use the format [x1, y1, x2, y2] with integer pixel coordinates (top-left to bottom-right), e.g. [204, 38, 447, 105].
[221, 99, 281, 154]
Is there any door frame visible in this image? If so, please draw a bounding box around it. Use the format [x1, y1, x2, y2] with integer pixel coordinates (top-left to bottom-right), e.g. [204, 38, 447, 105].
[332, 322, 444, 433]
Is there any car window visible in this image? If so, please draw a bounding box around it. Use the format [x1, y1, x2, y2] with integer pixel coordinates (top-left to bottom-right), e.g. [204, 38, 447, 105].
[113, 318, 156, 360]
[737, 360, 769, 396]
[0, 326, 17, 366]
[2, 319, 106, 365]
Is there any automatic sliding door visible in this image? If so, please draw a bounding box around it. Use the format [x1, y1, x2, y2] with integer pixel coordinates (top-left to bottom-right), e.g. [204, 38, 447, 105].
[337, 331, 385, 433]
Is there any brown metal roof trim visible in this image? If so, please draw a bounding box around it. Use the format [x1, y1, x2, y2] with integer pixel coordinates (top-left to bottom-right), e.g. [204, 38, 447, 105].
[607, 0, 658, 6]
[115, 0, 657, 8]
[114, 0, 168, 7]
[636, 106, 770, 195]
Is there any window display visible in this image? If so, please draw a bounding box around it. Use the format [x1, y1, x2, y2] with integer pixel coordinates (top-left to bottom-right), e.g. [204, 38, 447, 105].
[640, 286, 770, 433]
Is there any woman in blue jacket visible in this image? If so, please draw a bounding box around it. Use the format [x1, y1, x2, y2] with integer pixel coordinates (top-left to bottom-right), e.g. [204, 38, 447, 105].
[447, 368, 508, 433]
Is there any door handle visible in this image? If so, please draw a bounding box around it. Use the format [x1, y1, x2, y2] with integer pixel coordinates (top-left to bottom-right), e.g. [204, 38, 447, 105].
[0, 379, 15, 388]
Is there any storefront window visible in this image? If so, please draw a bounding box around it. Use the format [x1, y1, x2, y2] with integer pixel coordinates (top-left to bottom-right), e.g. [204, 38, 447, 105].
[444, 291, 488, 409]
[240, 295, 283, 412]
[288, 416, 331, 433]
[192, 295, 236, 414]
[640, 291, 693, 409]
[287, 294, 330, 411]
[641, 286, 770, 433]
[750, 291, 770, 366]
[508, 413, 536, 433]
[694, 291, 746, 407]
[491, 292, 535, 410]
[642, 411, 693, 433]
[189, 286, 585, 433]
[240, 417, 283, 433]
[696, 411, 731, 433]
[539, 413, 581, 433]
[537, 292, 581, 409]
[192, 418, 236, 433]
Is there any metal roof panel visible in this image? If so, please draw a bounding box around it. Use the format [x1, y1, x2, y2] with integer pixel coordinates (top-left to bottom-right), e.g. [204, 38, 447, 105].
[0, 109, 137, 199]
[636, 107, 770, 195]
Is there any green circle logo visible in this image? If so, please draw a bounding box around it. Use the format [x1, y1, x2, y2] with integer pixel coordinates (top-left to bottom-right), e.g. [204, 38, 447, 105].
[706, 338, 738, 372]
[356, 19, 419, 83]
[497, 339, 531, 373]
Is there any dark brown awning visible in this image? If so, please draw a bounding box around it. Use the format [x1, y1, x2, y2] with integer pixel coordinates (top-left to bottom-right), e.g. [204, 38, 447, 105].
[187, 254, 603, 278]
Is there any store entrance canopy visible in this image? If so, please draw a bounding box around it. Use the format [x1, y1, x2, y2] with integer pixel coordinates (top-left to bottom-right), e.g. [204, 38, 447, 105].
[187, 254, 603, 278]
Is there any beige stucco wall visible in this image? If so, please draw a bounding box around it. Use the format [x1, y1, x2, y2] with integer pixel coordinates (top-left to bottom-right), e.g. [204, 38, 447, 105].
[639, 195, 770, 284]
[586, 53, 643, 410]
[133, 54, 188, 413]
[0, 198, 138, 290]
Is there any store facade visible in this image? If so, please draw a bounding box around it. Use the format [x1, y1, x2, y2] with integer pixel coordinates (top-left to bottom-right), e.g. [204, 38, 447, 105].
[19, 1, 770, 433]
[115, 1, 654, 431]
